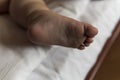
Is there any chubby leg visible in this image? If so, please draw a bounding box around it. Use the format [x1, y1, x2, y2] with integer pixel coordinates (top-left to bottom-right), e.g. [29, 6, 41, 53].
[0, 0, 9, 13]
[9, 0, 98, 49]
[9, 0, 49, 27]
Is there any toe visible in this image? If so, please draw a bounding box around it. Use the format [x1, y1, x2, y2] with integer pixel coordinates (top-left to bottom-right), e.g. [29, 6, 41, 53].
[84, 38, 93, 47]
[84, 23, 98, 38]
[79, 44, 85, 50]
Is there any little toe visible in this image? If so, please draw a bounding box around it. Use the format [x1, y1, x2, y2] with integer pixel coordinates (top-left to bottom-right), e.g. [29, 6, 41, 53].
[79, 44, 85, 50]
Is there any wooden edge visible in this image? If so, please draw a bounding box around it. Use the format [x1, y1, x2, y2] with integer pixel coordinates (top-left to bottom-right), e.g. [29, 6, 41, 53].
[85, 19, 120, 80]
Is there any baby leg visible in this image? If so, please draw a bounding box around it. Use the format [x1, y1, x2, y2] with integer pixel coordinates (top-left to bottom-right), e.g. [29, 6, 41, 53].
[9, 0, 50, 28]
[9, 0, 98, 49]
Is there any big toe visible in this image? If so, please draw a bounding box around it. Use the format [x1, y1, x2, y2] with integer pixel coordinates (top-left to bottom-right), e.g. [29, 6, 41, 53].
[84, 23, 98, 38]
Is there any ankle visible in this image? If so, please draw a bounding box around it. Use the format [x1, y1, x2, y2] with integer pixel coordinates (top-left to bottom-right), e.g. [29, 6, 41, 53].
[27, 10, 51, 28]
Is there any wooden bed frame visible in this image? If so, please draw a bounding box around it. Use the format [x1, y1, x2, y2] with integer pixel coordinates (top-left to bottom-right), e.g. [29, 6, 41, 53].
[86, 20, 120, 80]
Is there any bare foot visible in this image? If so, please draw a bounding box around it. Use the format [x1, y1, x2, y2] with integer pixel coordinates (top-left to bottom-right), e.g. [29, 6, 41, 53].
[27, 10, 98, 50]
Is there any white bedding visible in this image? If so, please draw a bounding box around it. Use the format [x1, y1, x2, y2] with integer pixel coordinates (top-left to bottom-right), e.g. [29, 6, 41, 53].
[0, 0, 120, 80]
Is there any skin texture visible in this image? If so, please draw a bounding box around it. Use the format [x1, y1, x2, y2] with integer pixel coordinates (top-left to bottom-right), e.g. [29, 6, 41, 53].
[0, 0, 98, 50]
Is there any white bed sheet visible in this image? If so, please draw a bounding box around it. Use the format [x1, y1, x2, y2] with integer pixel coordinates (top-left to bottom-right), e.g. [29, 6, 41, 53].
[0, 0, 120, 80]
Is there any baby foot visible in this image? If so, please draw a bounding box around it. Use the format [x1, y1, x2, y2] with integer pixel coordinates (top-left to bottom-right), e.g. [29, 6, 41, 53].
[27, 10, 98, 50]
